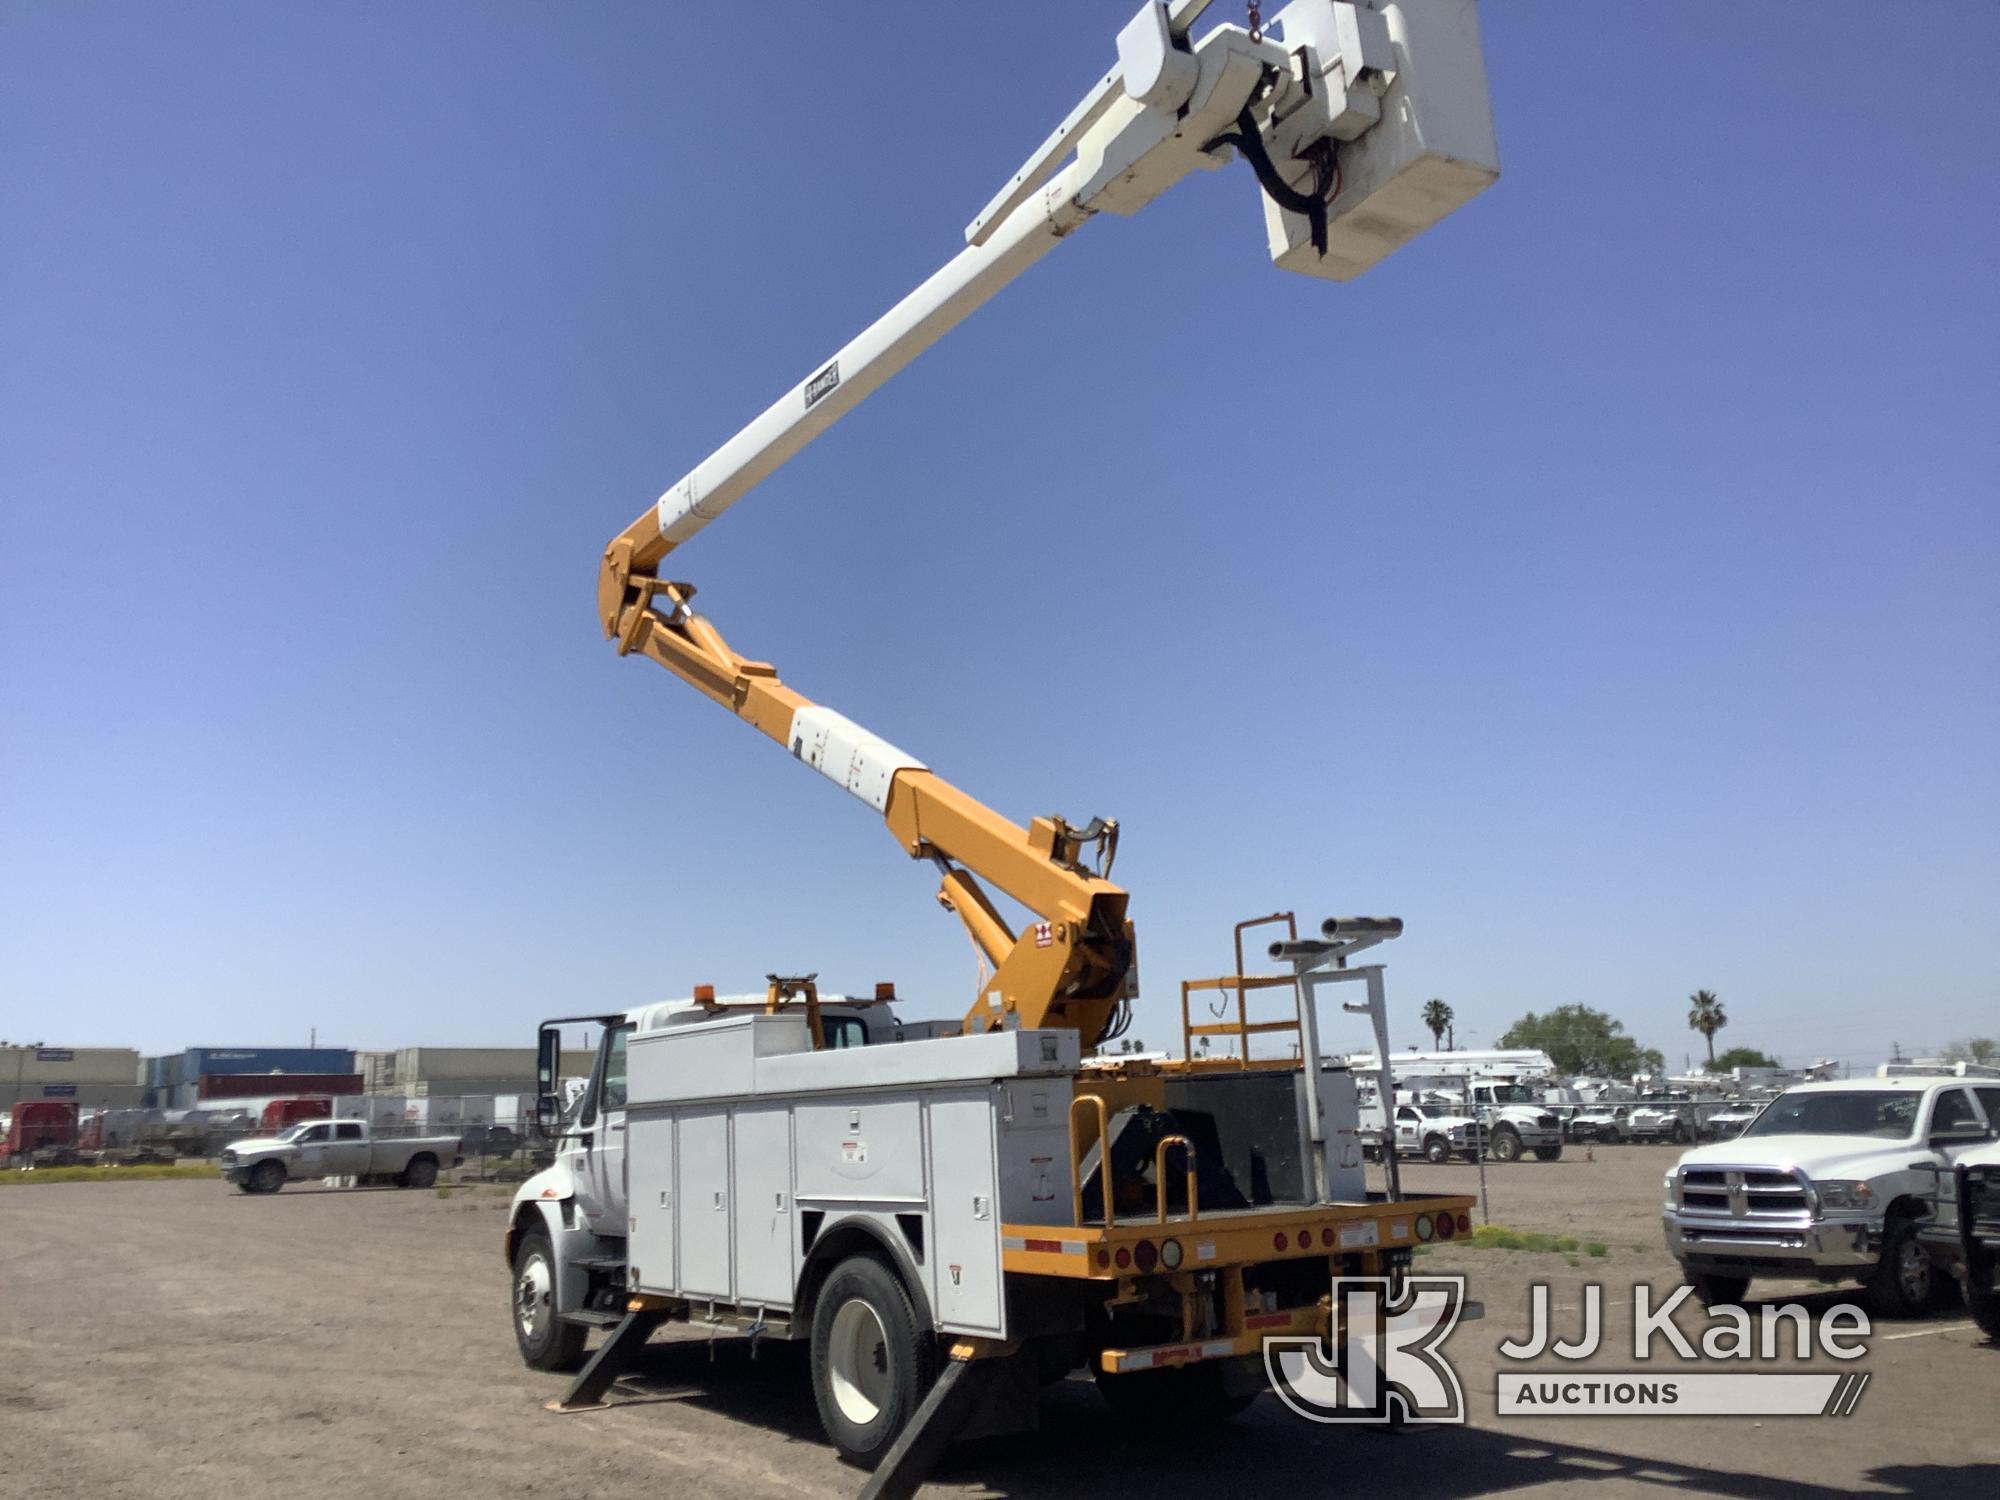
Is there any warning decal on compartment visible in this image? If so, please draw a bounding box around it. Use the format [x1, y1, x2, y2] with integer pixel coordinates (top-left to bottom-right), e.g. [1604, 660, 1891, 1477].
[841, 1140, 867, 1165]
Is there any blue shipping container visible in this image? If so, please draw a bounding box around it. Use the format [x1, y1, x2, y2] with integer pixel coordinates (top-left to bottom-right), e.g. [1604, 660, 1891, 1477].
[182, 1047, 355, 1077]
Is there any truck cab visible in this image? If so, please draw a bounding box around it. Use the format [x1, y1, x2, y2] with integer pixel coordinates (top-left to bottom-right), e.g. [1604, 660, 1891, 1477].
[1460, 1082, 1564, 1162]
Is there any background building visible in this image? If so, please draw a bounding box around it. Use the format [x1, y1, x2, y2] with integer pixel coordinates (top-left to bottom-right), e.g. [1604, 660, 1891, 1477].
[1, 1044, 143, 1111]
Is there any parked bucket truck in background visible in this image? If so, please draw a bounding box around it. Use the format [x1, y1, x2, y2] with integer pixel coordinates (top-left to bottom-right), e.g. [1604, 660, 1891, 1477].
[508, 0, 1501, 1476]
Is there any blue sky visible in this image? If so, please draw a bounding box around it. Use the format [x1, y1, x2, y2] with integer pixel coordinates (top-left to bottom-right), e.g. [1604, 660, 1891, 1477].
[3, 3, 1995, 1071]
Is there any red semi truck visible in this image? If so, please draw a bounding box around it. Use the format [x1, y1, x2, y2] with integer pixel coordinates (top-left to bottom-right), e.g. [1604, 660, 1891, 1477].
[259, 1097, 333, 1132]
[5, 1100, 79, 1163]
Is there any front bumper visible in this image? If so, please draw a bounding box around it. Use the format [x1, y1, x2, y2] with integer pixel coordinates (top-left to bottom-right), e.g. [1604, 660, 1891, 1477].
[1663, 1210, 1880, 1272]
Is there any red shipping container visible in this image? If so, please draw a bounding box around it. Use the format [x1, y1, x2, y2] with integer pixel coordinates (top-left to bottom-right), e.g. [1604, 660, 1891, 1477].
[197, 1072, 362, 1100]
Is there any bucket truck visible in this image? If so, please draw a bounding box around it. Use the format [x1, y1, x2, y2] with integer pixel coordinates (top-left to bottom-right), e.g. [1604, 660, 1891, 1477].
[507, 0, 1501, 1477]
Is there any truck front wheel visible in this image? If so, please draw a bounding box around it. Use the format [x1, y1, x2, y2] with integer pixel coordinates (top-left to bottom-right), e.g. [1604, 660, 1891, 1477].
[242, 1160, 285, 1195]
[810, 1252, 936, 1468]
[1687, 1271, 1749, 1307]
[1489, 1127, 1522, 1163]
[1423, 1136, 1451, 1164]
[1867, 1215, 1939, 1318]
[512, 1228, 587, 1372]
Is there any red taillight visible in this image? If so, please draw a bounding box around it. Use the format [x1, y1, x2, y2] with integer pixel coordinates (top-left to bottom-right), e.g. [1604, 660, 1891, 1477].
[1457, 1212, 1472, 1234]
[1134, 1240, 1158, 1273]
[1435, 1212, 1456, 1241]
[1320, 1227, 1336, 1248]
[1095, 1249, 1110, 1269]
[1114, 1246, 1132, 1270]
[1273, 1231, 1289, 1251]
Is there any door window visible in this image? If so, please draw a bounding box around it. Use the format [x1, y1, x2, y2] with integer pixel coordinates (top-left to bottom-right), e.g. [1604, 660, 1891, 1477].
[335, 1123, 363, 1141]
[601, 1027, 629, 1112]
[1973, 1087, 2000, 1127]
[299, 1124, 330, 1144]
[1931, 1088, 1980, 1135]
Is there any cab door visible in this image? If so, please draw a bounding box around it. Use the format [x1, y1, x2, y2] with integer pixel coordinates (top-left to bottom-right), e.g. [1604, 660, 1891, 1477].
[326, 1121, 371, 1175]
[292, 1122, 334, 1176]
[1395, 1106, 1422, 1156]
[574, 1025, 632, 1237]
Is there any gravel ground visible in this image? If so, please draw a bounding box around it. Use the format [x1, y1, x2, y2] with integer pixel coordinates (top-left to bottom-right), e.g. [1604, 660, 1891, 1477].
[1, 1148, 1994, 1500]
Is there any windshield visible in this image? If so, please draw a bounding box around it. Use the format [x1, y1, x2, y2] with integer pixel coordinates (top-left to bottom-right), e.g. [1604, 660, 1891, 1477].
[1742, 1090, 1918, 1141]
[1485, 1085, 1534, 1104]
[1418, 1105, 1458, 1119]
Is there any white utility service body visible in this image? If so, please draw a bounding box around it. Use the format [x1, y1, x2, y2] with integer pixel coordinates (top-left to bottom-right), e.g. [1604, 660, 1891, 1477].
[626, 1017, 1080, 1337]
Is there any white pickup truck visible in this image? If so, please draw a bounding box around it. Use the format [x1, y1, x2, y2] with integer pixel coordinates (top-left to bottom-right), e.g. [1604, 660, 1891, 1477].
[220, 1119, 464, 1194]
[1663, 1076, 2000, 1314]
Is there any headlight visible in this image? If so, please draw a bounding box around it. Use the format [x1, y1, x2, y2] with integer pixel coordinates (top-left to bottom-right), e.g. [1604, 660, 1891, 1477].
[1662, 1171, 1676, 1200]
[1814, 1180, 1875, 1211]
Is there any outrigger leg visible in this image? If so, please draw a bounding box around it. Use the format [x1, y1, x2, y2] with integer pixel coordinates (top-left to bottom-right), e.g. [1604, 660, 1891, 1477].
[856, 1351, 1010, 1500]
[546, 1306, 670, 1412]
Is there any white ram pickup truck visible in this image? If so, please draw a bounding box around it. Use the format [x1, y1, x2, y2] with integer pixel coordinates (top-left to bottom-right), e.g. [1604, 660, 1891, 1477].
[1662, 1077, 2000, 1315]
[220, 1119, 464, 1194]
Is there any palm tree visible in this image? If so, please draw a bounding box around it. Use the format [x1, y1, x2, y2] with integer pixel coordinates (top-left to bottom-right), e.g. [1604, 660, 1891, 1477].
[1422, 999, 1454, 1051]
[1687, 990, 1727, 1066]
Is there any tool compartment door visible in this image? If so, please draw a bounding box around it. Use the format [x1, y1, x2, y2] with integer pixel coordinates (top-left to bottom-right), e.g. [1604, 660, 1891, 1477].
[925, 1088, 1004, 1336]
[676, 1107, 732, 1298]
[627, 1111, 676, 1294]
[730, 1104, 794, 1308]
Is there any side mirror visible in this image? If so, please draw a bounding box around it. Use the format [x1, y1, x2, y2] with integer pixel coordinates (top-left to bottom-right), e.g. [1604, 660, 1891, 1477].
[535, 1026, 562, 1139]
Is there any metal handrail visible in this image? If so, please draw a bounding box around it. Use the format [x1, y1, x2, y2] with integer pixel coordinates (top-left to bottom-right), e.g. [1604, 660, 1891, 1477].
[1069, 1093, 1112, 1230]
[1153, 1133, 1199, 1224]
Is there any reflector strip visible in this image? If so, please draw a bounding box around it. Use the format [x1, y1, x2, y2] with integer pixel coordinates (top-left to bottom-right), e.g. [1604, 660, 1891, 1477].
[1109, 1338, 1237, 1373]
[1244, 1311, 1293, 1330]
[1001, 1236, 1086, 1255]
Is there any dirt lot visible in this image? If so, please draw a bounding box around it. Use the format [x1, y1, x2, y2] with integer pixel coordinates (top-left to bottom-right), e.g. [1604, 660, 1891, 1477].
[1, 1148, 1994, 1500]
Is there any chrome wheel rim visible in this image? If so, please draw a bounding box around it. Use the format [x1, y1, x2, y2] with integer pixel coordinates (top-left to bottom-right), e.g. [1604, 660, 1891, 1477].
[517, 1255, 552, 1341]
[1896, 1237, 1930, 1304]
[827, 1298, 892, 1427]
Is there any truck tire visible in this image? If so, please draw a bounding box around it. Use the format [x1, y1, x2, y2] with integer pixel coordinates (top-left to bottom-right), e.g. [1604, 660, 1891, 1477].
[1687, 1271, 1749, 1308]
[1096, 1360, 1254, 1424]
[1670, 1119, 1691, 1145]
[1423, 1135, 1451, 1164]
[1489, 1127, 1522, 1163]
[1866, 1214, 1938, 1318]
[512, 1228, 587, 1372]
[398, 1154, 439, 1189]
[1533, 1144, 1563, 1162]
[1602, 1125, 1622, 1144]
[242, 1159, 285, 1195]
[810, 1252, 937, 1468]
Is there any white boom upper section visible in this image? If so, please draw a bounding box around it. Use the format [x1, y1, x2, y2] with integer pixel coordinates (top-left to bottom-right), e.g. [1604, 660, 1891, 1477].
[650, 0, 1497, 555]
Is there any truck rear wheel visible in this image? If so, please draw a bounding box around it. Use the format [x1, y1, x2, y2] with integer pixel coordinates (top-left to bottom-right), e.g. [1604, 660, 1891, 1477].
[512, 1227, 587, 1372]
[243, 1159, 285, 1195]
[810, 1252, 936, 1468]
[398, 1155, 439, 1189]
[1489, 1127, 1522, 1163]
